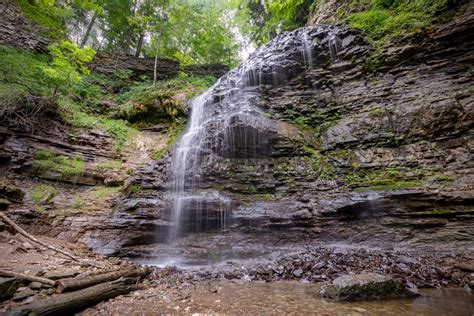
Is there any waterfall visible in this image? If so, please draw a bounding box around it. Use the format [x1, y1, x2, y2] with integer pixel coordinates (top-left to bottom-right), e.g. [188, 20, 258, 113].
[168, 25, 341, 243]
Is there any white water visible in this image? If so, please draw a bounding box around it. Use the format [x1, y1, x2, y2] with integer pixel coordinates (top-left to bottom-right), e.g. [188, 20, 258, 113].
[168, 26, 336, 243]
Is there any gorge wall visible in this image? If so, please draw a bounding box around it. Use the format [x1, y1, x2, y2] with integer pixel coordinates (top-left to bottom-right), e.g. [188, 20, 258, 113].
[1, 0, 472, 261]
[80, 2, 474, 258]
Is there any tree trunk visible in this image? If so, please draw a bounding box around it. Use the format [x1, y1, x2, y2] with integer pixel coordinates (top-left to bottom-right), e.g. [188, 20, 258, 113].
[153, 51, 158, 86]
[80, 11, 98, 48]
[6, 279, 139, 316]
[54, 268, 149, 293]
[135, 32, 145, 57]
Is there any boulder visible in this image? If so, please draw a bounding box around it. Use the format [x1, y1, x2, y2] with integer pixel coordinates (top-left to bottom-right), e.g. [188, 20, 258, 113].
[318, 273, 418, 301]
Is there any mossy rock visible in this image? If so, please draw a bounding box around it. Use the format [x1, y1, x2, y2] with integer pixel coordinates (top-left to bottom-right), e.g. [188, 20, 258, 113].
[318, 273, 418, 301]
[0, 183, 24, 203]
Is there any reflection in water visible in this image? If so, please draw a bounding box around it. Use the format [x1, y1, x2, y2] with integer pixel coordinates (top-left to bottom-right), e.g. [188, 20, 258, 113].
[188, 282, 473, 315]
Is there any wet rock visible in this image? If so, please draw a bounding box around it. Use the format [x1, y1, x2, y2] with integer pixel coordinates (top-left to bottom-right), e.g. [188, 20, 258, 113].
[313, 261, 327, 270]
[292, 268, 304, 278]
[396, 255, 417, 265]
[333, 248, 349, 255]
[0, 277, 23, 301]
[318, 273, 418, 301]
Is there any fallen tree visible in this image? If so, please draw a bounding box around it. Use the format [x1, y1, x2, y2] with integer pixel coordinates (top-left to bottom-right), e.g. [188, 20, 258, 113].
[6, 278, 139, 316]
[54, 268, 150, 293]
[0, 270, 55, 287]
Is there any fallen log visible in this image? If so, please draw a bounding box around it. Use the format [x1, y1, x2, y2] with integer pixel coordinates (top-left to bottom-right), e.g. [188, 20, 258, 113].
[0, 270, 55, 287]
[6, 278, 139, 316]
[0, 211, 103, 269]
[54, 268, 149, 293]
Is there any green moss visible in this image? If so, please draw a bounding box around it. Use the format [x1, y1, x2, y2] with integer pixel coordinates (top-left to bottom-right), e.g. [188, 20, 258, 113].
[288, 107, 341, 136]
[151, 119, 186, 161]
[71, 195, 83, 209]
[94, 160, 123, 172]
[348, 0, 461, 43]
[304, 146, 336, 180]
[344, 167, 425, 191]
[368, 107, 388, 117]
[29, 184, 58, 204]
[89, 186, 121, 199]
[15, 0, 70, 40]
[32, 149, 85, 178]
[355, 180, 423, 192]
[124, 184, 154, 197]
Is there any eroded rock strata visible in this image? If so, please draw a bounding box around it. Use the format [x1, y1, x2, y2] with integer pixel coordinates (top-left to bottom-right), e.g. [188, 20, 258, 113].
[1, 0, 473, 266]
[96, 4, 474, 257]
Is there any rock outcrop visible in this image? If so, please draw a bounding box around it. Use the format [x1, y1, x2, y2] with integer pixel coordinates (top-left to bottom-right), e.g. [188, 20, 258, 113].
[97, 3, 474, 257]
[0, 1, 50, 52]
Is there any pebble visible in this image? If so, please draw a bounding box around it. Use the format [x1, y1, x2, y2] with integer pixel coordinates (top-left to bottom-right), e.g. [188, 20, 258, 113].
[292, 268, 303, 278]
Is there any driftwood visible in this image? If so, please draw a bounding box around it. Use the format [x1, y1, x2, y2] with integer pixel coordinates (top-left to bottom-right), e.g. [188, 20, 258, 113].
[0, 270, 55, 287]
[54, 268, 150, 293]
[0, 211, 102, 269]
[6, 278, 139, 316]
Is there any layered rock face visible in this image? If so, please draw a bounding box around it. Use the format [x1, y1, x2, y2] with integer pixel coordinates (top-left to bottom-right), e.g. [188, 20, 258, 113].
[4, 3, 471, 259]
[92, 4, 474, 258]
[89, 53, 230, 80]
[0, 1, 50, 52]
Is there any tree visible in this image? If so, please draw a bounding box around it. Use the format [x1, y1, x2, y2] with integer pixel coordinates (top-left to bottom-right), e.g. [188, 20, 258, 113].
[44, 41, 95, 95]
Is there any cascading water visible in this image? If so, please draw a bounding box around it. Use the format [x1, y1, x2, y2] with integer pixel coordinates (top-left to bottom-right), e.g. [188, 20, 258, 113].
[167, 25, 340, 251]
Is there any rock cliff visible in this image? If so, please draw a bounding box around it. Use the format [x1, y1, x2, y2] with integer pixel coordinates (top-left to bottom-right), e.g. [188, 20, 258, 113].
[90, 2, 474, 258]
[1, 0, 472, 261]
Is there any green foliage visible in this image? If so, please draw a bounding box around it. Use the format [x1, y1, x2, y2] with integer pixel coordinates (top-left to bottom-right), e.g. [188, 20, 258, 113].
[32, 149, 85, 178]
[348, 0, 456, 42]
[147, 0, 240, 65]
[71, 195, 84, 209]
[236, 0, 313, 46]
[45, 41, 95, 95]
[124, 184, 153, 197]
[56, 97, 137, 152]
[368, 107, 388, 117]
[0, 41, 94, 114]
[56, 97, 97, 128]
[29, 184, 58, 204]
